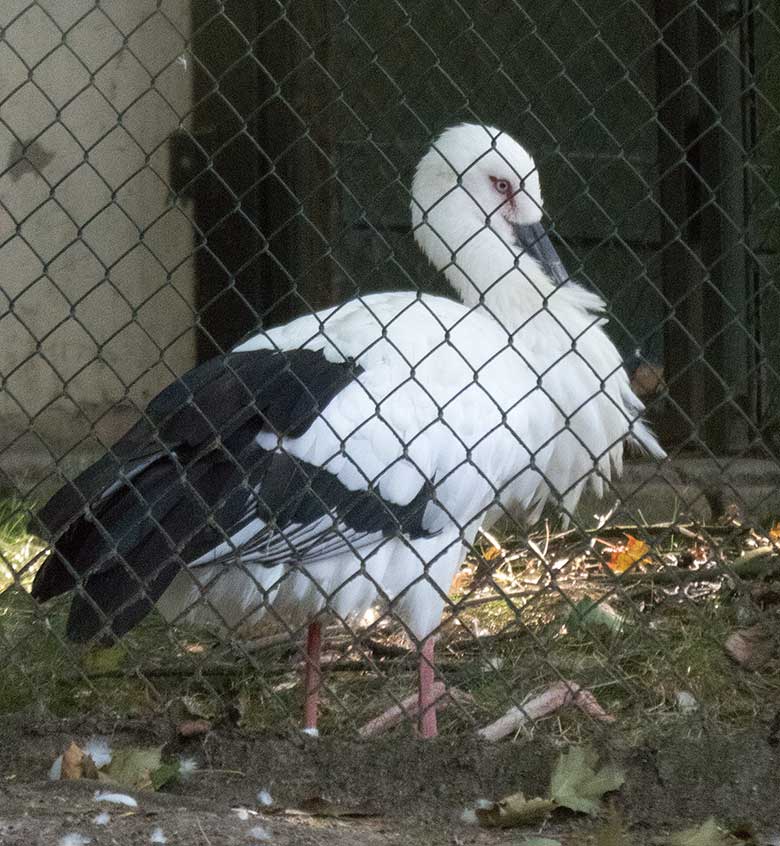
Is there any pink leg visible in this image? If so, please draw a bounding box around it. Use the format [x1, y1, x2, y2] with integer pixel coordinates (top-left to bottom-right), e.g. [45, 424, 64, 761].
[417, 636, 438, 739]
[303, 621, 322, 732]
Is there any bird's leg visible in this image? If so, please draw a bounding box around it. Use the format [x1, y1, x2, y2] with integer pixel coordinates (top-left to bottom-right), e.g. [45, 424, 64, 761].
[302, 620, 322, 734]
[417, 636, 438, 739]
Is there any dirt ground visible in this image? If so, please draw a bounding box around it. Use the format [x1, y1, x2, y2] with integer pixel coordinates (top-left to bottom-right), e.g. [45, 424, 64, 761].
[1, 714, 779, 845]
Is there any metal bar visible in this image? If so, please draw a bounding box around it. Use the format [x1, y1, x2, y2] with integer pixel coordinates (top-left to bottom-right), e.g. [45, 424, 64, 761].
[697, 0, 751, 452]
[654, 0, 707, 446]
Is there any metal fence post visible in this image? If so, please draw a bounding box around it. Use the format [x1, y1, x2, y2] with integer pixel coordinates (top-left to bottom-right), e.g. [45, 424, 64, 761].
[654, 0, 708, 446]
[698, 0, 753, 452]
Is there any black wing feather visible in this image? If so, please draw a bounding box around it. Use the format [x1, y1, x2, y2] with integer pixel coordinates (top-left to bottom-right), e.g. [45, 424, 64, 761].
[31, 347, 436, 642]
[32, 351, 357, 601]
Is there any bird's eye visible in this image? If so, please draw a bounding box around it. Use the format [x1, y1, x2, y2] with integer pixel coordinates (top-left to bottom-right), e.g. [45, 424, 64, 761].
[492, 178, 512, 195]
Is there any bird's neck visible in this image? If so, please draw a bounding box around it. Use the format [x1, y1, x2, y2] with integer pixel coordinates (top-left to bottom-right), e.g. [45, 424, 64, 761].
[437, 227, 605, 339]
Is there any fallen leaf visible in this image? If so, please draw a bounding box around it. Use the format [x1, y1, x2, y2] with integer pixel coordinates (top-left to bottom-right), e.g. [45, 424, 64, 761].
[474, 793, 555, 827]
[104, 747, 163, 790]
[150, 762, 181, 791]
[668, 817, 731, 846]
[769, 522, 780, 542]
[483, 546, 503, 561]
[450, 568, 473, 593]
[608, 535, 650, 574]
[81, 756, 100, 780]
[61, 742, 84, 780]
[54, 741, 103, 781]
[549, 746, 625, 816]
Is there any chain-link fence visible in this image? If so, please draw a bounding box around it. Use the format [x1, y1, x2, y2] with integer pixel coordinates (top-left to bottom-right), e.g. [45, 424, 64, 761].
[2, 0, 780, 830]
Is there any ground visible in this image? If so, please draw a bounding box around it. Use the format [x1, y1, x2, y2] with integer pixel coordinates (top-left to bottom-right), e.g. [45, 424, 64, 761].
[2, 499, 780, 842]
[1, 715, 779, 845]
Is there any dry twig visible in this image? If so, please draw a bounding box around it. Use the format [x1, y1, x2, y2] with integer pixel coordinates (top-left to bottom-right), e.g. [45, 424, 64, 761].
[478, 680, 615, 742]
[358, 684, 474, 738]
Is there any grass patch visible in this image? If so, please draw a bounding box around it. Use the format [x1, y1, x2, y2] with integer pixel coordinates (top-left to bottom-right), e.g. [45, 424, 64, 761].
[0, 494, 43, 593]
[0, 496, 777, 739]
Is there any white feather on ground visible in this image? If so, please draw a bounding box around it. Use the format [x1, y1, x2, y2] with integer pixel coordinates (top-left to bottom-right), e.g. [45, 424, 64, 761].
[93, 791, 138, 808]
[83, 737, 112, 768]
[58, 835, 91, 846]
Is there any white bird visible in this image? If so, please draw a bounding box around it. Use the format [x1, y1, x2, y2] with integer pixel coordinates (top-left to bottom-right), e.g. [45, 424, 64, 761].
[31, 124, 664, 738]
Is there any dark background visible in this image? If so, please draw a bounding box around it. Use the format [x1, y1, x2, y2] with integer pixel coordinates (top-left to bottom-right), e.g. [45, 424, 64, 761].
[173, 0, 780, 455]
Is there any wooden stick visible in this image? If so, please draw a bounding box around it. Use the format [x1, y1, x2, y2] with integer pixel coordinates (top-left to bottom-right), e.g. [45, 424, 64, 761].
[358, 685, 473, 738]
[478, 680, 614, 742]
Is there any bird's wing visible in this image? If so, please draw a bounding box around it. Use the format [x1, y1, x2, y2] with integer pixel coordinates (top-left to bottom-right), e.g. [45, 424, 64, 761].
[32, 346, 435, 642]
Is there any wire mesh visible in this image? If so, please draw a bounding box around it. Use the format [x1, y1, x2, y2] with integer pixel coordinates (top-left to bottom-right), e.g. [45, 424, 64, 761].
[1, 0, 779, 747]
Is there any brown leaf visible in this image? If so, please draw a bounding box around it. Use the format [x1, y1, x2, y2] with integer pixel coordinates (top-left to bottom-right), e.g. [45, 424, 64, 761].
[81, 755, 100, 780]
[104, 746, 163, 790]
[61, 742, 84, 780]
[450, 568, 474, 593]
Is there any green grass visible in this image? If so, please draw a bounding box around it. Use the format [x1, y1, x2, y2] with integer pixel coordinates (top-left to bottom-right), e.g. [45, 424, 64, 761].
[0, 495, 776, 738]
[0, 494, 33, 545]
[0, 494, 43, 594]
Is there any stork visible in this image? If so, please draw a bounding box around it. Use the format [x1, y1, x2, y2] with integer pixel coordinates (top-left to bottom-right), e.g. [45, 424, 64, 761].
[31, 124, 664, 738]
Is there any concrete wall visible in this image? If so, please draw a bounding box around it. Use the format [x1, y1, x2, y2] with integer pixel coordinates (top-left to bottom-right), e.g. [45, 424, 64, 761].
[0, 0, 197, 489]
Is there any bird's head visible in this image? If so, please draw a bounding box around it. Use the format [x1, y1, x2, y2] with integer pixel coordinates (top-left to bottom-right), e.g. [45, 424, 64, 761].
[411, 124, 543, 267]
